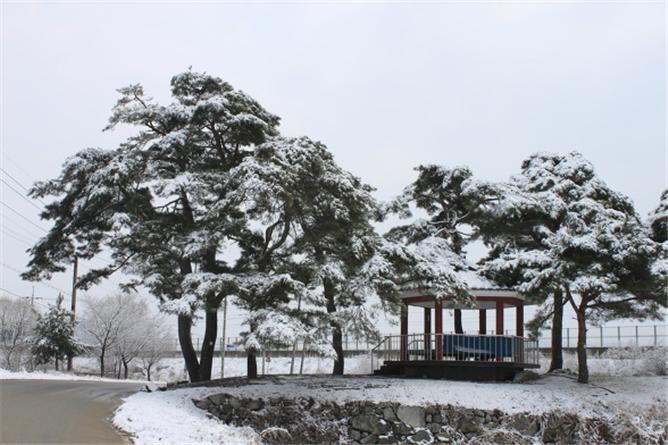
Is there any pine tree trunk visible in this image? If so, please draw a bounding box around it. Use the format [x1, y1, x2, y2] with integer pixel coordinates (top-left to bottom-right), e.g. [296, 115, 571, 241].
[55, 357, 59, 371]
[199, 307, 218, 381]
[324, 280, 344, 375]
[123, 360, 129, 379]
[247, 350, 258, 378]
[549, 290, 564, 372]
[576, 307, 589, 383]
[454, 309, 463, 334]
[178, 314, 201, 382]
[332, 327, 344, 375]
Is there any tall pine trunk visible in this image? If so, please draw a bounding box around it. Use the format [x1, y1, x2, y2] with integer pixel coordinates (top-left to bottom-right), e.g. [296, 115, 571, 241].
[454, 309, 463, 334]
[178, 314, 201, 382]
[247, 350, 258, 378]
[576, 308, 589, 383]
[199, 307, 218, 381]
[324, 280, 344, 375]
[123, 359, 129, 379]
[549, 289, 564, 372]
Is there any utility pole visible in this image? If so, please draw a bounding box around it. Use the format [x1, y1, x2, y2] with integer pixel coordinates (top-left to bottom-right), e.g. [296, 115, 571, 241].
[220, 298, 228, 379]
[67, 256, 78, 372]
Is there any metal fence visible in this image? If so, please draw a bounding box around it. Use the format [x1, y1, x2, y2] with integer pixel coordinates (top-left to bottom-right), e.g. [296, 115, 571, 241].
[171, 324, 666, 354]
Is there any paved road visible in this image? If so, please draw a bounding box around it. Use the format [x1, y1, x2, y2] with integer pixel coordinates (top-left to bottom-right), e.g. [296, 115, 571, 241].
[0, 379, 143, 444]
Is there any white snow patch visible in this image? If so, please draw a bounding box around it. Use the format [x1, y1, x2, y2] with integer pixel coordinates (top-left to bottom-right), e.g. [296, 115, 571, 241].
[195, 374, 667, 418]
[0, 368, 152, 384]
[113, 387, 259, 445]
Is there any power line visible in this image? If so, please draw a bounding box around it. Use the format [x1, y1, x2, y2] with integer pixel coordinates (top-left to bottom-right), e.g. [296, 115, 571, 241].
[1, 262, 68, 295]
[1, 213, 43, 240]
[0, 164, 48, 205]
[0, 286, 25, 298]
[1, 156, 40, 188]
[0, 201, 48, 233]
[0, 166, 33, 193]
[0, 174, 113, 266]
[0, 177, 44, 212]
[0, 227, 32, 247]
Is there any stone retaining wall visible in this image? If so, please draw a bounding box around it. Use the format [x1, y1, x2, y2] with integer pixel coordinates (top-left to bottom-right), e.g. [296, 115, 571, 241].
[193, 393, 664, 444]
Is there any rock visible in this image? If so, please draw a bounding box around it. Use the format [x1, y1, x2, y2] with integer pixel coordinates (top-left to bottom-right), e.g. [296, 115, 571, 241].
[391, 421, 414, 436]
[433, 434, 451, 444]
[468, 431, 532, 445]
[431, 413, 442, 424]
[193, 399, 211, 410]
[349, 429, 362, 441]
[350, 413, 390, 435]
[259, 427, 292, 444]
[457, 416, 481, 435]
[228, 397, 241, 409]
[207, 393, 227, 405]
[397, 406, 426, 428]
[376, 435, 398, 444]
[246, 399, 264, 411]
[504, 414, 540, 436]
[382, 405, 398, 422]
[408, 429, 433, 444]
[513, 371, 541, 383]
[428, 423, 441, 434]
[361, 434, 379, 444]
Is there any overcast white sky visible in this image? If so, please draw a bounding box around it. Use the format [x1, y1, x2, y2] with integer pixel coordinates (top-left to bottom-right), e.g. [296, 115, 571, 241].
[1, 1, 666, 338]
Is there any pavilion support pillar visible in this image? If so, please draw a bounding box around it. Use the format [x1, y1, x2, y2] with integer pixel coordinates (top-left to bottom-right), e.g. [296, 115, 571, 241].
[479, 309, 487, 335]
[496, 300, 504, 362]
[515, 302, 524, 337]
[454, 309, 463, 334]
[435, 298, 443, 360]
[515, 301, 525, 363]
[423, 307, 431, 360]
[495, 300, 504, 335]
[400, 303, 408, 360]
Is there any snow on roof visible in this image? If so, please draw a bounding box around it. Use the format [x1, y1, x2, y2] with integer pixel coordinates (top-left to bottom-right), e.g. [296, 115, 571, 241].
[399, 268, 515, 293]
[455, 268, 509, 291]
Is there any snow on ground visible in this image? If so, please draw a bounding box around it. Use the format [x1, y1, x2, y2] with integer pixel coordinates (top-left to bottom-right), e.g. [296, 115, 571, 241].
[113, 373, 667, 444]
[0, 367, 152, 384]
[113, 386, 259, 445]
[192, 374, 668, 418]
[124, 354, 373, 382]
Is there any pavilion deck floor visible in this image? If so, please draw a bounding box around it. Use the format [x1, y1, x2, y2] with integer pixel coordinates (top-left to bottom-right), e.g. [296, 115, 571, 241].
[374, 359, 540, 381]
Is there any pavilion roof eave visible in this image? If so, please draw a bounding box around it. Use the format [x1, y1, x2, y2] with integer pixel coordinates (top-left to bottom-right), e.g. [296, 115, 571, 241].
[398, 287, 525, 310]
[398, 287, 523, 299]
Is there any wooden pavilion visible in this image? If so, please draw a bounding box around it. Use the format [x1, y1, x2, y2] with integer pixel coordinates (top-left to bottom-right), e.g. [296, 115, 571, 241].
[372, 272, 540, 380]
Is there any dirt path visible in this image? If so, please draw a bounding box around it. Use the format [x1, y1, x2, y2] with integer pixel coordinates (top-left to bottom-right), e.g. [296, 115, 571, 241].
[0, 379, 143, 444]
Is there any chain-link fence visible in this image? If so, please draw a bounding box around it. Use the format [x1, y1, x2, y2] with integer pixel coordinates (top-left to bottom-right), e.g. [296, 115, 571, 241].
[169, 324, 667, 354]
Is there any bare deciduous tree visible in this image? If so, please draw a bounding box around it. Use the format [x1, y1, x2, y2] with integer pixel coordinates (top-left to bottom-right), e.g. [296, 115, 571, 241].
[0, 298, 38, 370]
[79, 293, 144, 377]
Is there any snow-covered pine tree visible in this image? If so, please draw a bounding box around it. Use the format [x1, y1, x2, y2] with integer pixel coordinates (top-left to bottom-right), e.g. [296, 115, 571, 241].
[481, 152, 665, 383]
[23, 70, 280, 382]
[648, 190, 667, 304]
[244, 136, 382, 375]
[649, 190, 667, 243]
[387, 164, 508, 327]
[32, 297, 80, 371]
